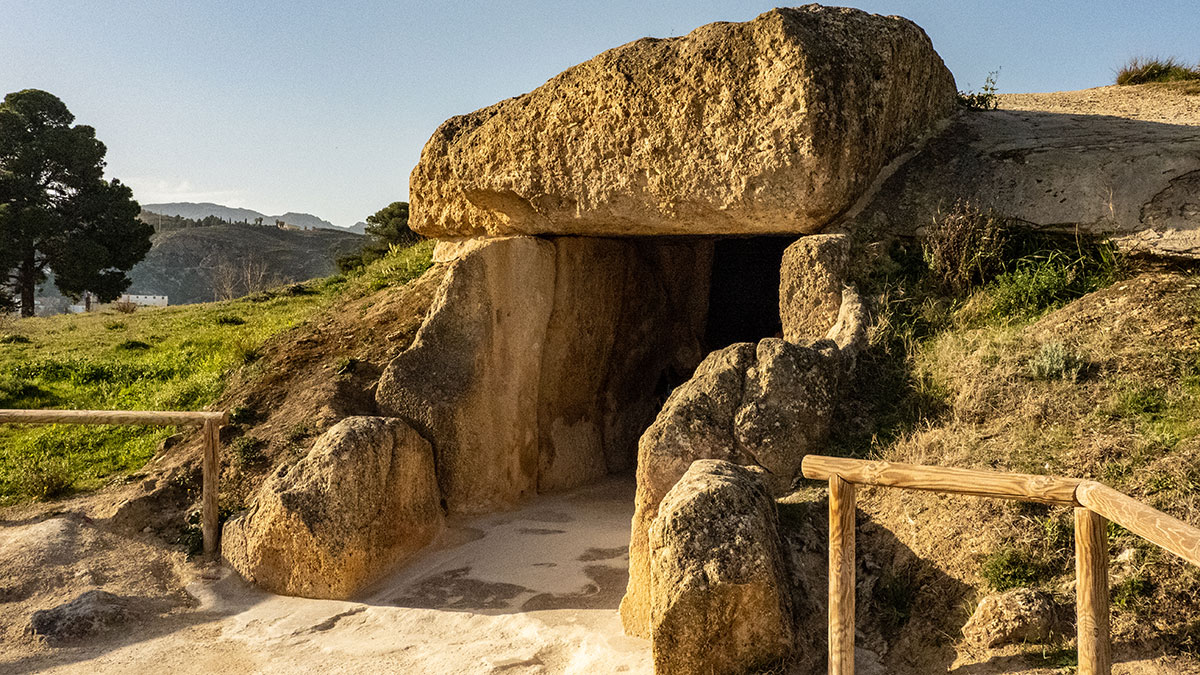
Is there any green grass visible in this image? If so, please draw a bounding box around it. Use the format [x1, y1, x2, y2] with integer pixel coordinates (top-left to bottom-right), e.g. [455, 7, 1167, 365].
[0, 240, 434, 504]
[1117, 57, 1200, 86]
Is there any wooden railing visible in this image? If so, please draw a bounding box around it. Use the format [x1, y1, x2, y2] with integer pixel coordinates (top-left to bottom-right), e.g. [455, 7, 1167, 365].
[801, 455, 1200, 675]
[0, 409, 228, 556]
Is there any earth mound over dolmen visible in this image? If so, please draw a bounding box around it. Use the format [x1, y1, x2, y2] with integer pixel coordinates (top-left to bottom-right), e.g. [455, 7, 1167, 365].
[225, 4, 956, 672]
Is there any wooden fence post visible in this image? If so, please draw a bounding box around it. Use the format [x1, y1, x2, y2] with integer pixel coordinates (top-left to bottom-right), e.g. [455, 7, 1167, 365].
[829, 475, 856, 675]
[1075, 507, 1111, 675]
[202, 420, 220, 557]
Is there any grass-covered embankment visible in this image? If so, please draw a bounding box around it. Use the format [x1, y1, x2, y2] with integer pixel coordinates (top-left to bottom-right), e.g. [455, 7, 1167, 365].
[0, 240, 434, 505]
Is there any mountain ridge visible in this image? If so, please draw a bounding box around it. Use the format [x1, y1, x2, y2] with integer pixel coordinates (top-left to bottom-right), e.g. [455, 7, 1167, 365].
[142, 202, 355, 232]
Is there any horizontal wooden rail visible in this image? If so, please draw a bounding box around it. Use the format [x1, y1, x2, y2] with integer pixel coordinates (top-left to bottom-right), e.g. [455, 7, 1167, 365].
[0, 408, 226, 556]
[0, 409, 227, 426]
[802, 454, 1200, 675]
[801, 455, 1082, 505]
[1076, 481, 1200, 567]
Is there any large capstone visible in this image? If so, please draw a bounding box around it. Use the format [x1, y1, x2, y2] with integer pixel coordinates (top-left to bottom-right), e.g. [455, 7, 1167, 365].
[409, 5, 955, 238]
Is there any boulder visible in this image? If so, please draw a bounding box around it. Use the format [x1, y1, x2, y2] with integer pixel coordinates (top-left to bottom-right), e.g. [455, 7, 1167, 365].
[410, 5, 955, 238]
[623, 337, 843, 635]
[222, 416, 442, 599]
[780, 234, 851, 343]
[376, 236, 556, 514]
[962, 587, 1061, 648]
[30, 590, 131, 643]
[649, 460, 794, 674]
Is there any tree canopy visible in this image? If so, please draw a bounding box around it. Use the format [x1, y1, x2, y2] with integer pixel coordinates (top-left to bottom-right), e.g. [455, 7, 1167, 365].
[338, 200, 420, 271]
[0, 89, 152, 316]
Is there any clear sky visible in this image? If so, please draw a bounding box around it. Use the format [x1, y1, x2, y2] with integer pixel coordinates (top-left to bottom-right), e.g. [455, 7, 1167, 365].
[2, 1, 1195, 227]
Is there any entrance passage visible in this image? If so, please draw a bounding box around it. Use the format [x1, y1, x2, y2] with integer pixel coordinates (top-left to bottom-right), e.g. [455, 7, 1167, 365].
[704, 236, 792, 351]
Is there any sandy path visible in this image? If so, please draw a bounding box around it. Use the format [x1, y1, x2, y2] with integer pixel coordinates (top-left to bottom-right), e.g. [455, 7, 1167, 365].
[999, 83, 1200, 125]
[8, 478, 650, 675]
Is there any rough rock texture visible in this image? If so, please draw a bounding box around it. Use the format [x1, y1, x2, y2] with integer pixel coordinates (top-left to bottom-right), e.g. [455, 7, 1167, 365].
[780, 234, 851, 343]
[962, 588, 1060, 648]
[853, 89, 1200, 258]
[380, 236, 711, 502]
[649, 460, 794, 674]
[29, 590, 131, 643]
[377, 236, 556, 514]
[222, 416, 442, 599]
[623, 336, 846, 635]
[410, 5, 955, 238]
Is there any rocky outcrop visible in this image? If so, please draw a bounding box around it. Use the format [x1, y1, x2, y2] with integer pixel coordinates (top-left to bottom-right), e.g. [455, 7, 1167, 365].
[222, 416, 442, 599]
[623, 336, 844, 634]
[962, 587, 1061, 648]
[29, 590, 131, 643]
[409, 5, 955, 238]
[376, 236, 556, 514]
[852, 94, 1200, 258]
[649, 460, 794, 674]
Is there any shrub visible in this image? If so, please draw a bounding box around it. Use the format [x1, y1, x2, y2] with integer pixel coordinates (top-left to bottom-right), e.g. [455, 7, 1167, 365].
[923, 201, 1011, 296]
[214, 315, 246, 326]
[0, 334, 31, 345]
[1028, 341, 1086, 381]
[228, 405, 259, 425]
[111, 299, 138, 314]
[1112, 572, 1154, 612]
[285, 423, 316, 444]
[984, 240, 1122, 321]
[957, 70, 1000, 110]
[104, 320, 126, 330]
[981, 547, 1045, 590]
[1116, 57, 1200, 86]
[230, 436, 268, 467]
[115, 339, 152, 351]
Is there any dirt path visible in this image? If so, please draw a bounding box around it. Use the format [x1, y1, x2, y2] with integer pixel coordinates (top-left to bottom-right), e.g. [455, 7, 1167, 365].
[5, 478, 650, 674]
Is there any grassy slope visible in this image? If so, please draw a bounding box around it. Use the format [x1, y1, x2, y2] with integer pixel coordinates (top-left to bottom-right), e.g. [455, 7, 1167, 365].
[821, 231, 1200, 669]
[0, 240, 434, 505]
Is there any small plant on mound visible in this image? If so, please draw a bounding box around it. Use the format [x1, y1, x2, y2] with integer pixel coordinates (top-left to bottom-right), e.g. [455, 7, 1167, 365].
[214, 315, 246, 326]
[230, 436, 268, 467]
[1116, 57, 1200, 85]
[111, 299, 138, 314]
[0, 333, 31, 345]
[981, 546, 1046, 590]
[957, 70, 1000, 110]
[115, 339, 152, 351]
[923, 201, 1011, 296]
[1028, 341, 1086, 381]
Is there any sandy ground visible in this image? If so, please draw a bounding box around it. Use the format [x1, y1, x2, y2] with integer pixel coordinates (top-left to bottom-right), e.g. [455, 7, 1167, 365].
[2, 478, 650, 675]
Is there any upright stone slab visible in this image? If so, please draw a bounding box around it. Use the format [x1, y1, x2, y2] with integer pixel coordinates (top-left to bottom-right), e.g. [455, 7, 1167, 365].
[376, 236, 555, 514]
[410, 5, 955, 238]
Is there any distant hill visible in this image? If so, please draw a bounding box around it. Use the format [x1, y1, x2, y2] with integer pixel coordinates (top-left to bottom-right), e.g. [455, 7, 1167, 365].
[125, 223, 364, 304]
[142, 202, 350, 232]
[346, 221, 369, 235]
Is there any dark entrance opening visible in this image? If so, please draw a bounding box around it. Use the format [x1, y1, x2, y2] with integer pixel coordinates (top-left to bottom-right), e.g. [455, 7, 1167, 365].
[703, 236, 792, 351]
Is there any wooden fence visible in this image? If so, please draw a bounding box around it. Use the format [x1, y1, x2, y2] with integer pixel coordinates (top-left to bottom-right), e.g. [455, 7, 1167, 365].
[801, 455, 1200, 675]
[0, 409, 228, 556]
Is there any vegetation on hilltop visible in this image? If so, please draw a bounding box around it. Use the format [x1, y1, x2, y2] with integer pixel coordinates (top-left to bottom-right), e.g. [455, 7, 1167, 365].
[1117, 57, 1200, 85]
[0, 239, 434, 505]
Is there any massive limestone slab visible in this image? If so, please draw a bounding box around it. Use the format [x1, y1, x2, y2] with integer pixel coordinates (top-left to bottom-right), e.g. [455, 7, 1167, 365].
[649, 460, 795, 674]
[410, 5, 955, 238]
[853, 88, 1200, 258]
[376, 236, 555, 514]
[222, 417, 442, 599]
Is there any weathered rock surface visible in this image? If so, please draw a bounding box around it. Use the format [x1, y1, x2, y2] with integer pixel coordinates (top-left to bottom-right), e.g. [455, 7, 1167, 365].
[962, 587, 1060, 647]
[649, 460, 794, 674]
[853, 88, 1200, 258]
[222, 416, 442, 599]
[623, 336, 845, 635]
[410, 5, 955, 238]
[377, 236, 556, 514]
[29, 590, 131, 643]
[780, 234, 851, 343]
[380, 236, 711, 504]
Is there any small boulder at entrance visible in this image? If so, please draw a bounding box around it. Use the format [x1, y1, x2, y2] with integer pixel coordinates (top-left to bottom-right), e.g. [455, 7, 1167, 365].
[779, 233, 851, 343]
[222, 416, 442, 599]
[410, 5, 955, 238]
[649, 460, 795, 674]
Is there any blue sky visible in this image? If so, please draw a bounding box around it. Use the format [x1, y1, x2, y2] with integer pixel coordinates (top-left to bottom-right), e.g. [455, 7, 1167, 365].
[2, 1, 1195, 227]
